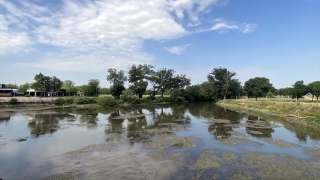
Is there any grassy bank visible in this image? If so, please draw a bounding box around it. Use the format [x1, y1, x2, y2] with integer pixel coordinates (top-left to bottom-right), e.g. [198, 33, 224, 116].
[217, 99, 320, 130]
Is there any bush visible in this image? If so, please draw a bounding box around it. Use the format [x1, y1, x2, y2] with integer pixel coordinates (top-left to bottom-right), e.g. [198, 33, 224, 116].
[65, 97, 74, 105]
[24, 94, 31, 97]
[98, 96, 119, 107]
[87, 97, 98, 104]
[54, 98, 65, 106]
[74, 97, 89, 104]
[8, 98, 18, 105]
[174, 96, 185, 103]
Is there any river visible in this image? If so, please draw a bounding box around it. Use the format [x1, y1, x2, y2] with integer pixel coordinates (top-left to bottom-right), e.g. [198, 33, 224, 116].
[1, 103, 320, 179]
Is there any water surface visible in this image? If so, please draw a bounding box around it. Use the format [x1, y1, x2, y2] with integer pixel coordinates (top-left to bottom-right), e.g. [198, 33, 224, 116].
[1, 103, 320, 179]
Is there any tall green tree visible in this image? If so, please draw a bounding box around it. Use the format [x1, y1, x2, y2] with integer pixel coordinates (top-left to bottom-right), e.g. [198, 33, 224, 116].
[5, 83, 18, 89]
[291, 80, 307, 100]
[50, 76, 63, 92]
[171, 74, 191, 90]
[151, 68, 175, 97]
[128, 64, 154, 98]
[106, 68, 127, 98]
[106, 68, 127, 86]
[244, 77, 273, 101]
[207, 67, 237, 100]
[63, 80, 75, 90]
[308, 81, 320, 101]
[18, 83, 31, 94]
[110, 84, 126, 99]
[88, 79, 100, 96]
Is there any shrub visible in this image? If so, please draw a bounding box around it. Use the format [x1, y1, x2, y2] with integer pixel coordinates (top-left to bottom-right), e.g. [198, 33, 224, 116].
[54, 98, 65, 106]
[65, 97, 74, 105]
[8, 98, 18, 105]
[98, 96, 119, 107]
[24, 94, 31, 97]
[174, 96, 185, 103]
[87, 97, 98, 104]
[74, 97, 89, 104]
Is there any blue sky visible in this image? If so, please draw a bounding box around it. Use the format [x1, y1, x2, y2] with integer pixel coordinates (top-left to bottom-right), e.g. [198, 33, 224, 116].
[0, 0, 319, 89]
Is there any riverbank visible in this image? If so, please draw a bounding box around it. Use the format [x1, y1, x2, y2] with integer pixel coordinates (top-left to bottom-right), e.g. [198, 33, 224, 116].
[217, 99, 320, 130]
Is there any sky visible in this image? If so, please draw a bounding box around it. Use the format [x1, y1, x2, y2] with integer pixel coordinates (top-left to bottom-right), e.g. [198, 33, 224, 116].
[0, 0, 319, 89]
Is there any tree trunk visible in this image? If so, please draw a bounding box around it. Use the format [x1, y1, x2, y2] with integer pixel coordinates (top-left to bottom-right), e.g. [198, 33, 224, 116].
[255, 97, 257, 101]
[139, 94, 142, 98]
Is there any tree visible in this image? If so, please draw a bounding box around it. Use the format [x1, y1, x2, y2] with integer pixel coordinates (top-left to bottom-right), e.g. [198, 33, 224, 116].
[50, 76, 63, 92]
[151, 68, 175, 97]
[106, 68, 127, 98]
[110, 84, 126, 99]
[88, 79, 100, 96]
[291, 80, 307, 100]
[308, 81, 320, 101]
[63, 80, 75, 90]
[266, 91, 274, 98]
[5, 83, 18, 89]
[171, 74, 191, 90]
[207, 67, 237, 100]
[18, 83, 30, 94]
[31, 73, 50, 96]
[128, 64, 154, 98]
[244, 77, 273, 101]
[99, 88, 110, 94]
[106, 68, 127, 86]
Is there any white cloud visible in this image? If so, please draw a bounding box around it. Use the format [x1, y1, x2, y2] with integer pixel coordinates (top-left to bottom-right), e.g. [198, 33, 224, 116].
[209, 18, 257, 33]
[242, 23, 257, 33]
[0, 0, 255, 71]
[164, 44, 190, 55]
[211, 22, 238, 30]
[0, 31, 34, 55]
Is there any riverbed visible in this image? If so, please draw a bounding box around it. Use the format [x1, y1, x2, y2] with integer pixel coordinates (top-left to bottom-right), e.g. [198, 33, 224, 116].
[1, 103, 320, 179]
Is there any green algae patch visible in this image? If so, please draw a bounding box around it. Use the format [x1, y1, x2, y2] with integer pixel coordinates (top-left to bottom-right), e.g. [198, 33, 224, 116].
[144, 127, 174, 134]
[64, 143, 117, 156]
[240, 152, 320, 179]
[146, 134, 194, 149]
[306, 147, 320, 162]
[260, 138, 298, 147]
[220, 137, 262, 146]
[229, 171, 255, 180]
[44, 169, 82, 180]
[222, 152, 238, 164]
[189, 150, 220, 170]
[148, 150, 190, 167]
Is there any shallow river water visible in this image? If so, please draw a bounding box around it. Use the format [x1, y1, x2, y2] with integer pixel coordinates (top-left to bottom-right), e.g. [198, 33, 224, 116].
[1, 103, 320, 179]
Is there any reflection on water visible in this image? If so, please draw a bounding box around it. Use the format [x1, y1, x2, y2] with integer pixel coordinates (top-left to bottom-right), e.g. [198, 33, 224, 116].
[1, 103, 320, 179]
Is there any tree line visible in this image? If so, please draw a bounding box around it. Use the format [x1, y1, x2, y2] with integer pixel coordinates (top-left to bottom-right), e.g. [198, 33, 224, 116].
[10, 65, 320, 102]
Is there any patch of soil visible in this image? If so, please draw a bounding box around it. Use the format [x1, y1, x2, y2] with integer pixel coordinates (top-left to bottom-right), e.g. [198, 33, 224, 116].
[146, 134, 194, 149]
[259, 138, 298, 147]
[306, 147, 320, 162]
[219, 137, 262, 146]
[189, 150, 220, 170]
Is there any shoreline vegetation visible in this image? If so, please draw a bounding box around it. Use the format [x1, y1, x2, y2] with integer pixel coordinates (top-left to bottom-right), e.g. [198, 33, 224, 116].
[216, 98, 320, 131]
[2, 96, 320, 130]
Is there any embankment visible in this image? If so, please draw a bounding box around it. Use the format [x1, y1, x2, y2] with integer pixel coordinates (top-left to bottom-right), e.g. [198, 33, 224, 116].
[0, 97, 55, 108]
[216, 99, 320, 130]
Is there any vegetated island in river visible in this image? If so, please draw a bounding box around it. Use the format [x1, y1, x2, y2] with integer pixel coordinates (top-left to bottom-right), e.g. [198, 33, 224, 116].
[216, 98, 320, 131]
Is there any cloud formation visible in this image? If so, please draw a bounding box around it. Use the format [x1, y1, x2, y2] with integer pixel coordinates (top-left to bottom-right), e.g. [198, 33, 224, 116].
[0, 0, 255, 71]
[164, 44, 190, 55]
